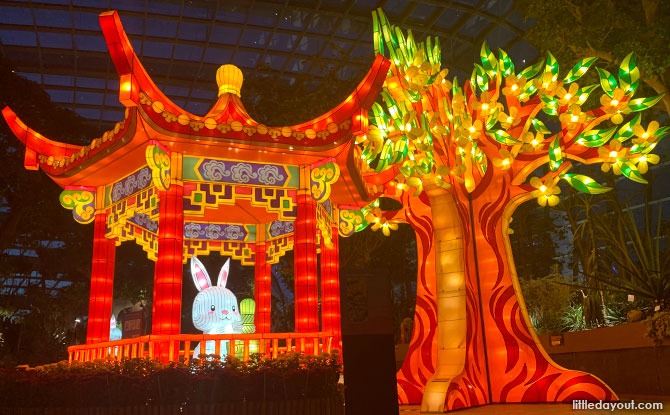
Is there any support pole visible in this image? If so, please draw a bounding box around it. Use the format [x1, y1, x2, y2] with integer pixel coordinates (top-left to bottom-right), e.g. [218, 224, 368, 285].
[294, 166, 319, 332]
[320, 222, 341, 352]
[86, 211, 116, 344]
[151, 153, 184, 361]
[254, 227, 271, 333]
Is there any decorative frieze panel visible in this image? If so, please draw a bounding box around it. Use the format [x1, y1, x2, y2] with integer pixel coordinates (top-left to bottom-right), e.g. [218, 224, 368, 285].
[115, 222, 158, 261]
[184, 222, 254, 242]
[183, 156, 299, 188]
[266, 234, 293, 264]
[184, 183, 297, 220]
[106, 166, 153, 206]
[184, 239, 255, 265]
[268, 220, 294, 238]
[316, 201, 335, 248]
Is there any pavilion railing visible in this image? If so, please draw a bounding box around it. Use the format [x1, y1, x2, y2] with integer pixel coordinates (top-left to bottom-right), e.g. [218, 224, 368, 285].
[67, 332, 334, 363]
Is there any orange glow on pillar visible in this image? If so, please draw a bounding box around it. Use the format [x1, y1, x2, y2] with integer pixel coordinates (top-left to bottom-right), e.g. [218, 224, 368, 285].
[320, 223, 342, 351]
[151, 183, 184, 338]
[86, 212, 116, 344]
[254, 240, 272, 333]
[294, 190, 319, 332]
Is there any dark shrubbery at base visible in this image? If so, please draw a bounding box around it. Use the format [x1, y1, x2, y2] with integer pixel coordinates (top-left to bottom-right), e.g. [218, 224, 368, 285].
[0, 352, 342, 410]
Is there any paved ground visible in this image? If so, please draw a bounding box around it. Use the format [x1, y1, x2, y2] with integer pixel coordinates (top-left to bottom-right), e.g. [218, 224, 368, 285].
[399, 397, 670, 414]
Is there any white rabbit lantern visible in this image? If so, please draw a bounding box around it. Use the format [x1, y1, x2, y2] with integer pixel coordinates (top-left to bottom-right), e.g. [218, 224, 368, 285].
[190, 256, 243, 358]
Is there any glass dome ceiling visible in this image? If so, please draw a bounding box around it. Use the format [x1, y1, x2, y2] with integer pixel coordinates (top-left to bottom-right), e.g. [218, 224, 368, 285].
[0, 0, 536, 132]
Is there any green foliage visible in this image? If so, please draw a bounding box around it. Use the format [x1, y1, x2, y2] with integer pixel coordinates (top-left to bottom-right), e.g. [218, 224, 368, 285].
[645, 311, 670, 345]
[566, 193, 670, 311]
[520, 275, 574, 334]
[0, 353, 342, 408]
[361, 8, 667, 212]
[560, 304, 586, 332]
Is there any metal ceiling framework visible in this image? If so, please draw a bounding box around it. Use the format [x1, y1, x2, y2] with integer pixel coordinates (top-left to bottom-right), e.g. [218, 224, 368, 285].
[0, 0, 536, 132]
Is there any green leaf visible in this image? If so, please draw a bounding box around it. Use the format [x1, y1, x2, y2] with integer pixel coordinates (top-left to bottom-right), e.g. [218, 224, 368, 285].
[628, 95, 664, 112]
[612, 113, 640, 142]
[575, 84, 600, 105]
[545, 51, 559, 78]
[620, 161, 648, 184]
[375, 139, 394, 172]
[521, 80, 538, 100]
[655, 125, 670, 141]
[394, 26, 408, 64]
[486, 106, 500, 130]
[518, 58, 545, 80]
[575, 127, 617, 148]
[531, 118, 552, 134]
[561, 174, 612, 194]
[548, 136, 563, 171]
[563, 57, 597, 83]
[390, 137, 408, 164]
[471, 63, 489, 92]
[480, 42, 497, 75]
[618, 52, 640, 95]
[492, 130, 519, 145]
[371, 10, 384, 55]
[425, 36, 434, 65]
[541, 94, 558, 116]
[596, 68, 618, 98]
[498, 48, 515, 77]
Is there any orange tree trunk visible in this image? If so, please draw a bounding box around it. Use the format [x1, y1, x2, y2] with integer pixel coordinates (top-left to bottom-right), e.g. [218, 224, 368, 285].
[442, 171, 616, 410]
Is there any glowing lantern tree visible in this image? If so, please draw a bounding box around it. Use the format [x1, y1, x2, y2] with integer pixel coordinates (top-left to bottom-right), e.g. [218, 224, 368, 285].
[355, 9, 668, 411]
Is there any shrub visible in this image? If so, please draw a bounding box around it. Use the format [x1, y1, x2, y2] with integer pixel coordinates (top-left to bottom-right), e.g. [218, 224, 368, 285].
[646, 311, 670, 345]
[0, 352, 342, 408]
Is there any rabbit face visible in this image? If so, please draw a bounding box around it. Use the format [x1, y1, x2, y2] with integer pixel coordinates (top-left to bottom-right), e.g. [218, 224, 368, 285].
[193, 286, 241, 333]
[190, 257, 243, 335]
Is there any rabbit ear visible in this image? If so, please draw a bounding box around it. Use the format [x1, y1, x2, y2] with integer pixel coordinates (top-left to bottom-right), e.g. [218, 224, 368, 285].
[191, 256, 212, 292]
[217, 258, 231, 288]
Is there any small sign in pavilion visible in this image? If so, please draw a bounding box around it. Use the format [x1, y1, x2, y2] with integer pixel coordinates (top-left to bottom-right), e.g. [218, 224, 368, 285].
[2, 10, 389, 360]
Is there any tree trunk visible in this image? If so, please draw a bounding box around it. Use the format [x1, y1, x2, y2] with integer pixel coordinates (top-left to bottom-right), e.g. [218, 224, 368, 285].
[394, 192, 439, 404]
[395, 186, 476, 405]
[441, 171, 616, 410]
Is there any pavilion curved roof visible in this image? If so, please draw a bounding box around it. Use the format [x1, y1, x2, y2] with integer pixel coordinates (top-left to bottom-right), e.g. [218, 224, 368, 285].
[2, 10, 390, 210]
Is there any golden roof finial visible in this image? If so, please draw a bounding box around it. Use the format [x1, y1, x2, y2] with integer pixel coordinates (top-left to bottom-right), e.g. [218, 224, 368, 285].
[216, 64, 243, 97]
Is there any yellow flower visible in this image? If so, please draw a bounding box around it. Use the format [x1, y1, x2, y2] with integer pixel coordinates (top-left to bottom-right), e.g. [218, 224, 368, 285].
[634, 153, 660, 174]
[471, 92, 499, 117]
[597, 139, 628, 175]
[452, 92, 466, 116]
[558, 104, 587, 131]
[600, 88, 628, 124]
[492, 149, 514, 170]
[556, 83, 580, 106]
[533, 72, 558, 94]
[502, 75, 527, 97]
[497, 106, 521, 129]
[461, 118, 483, 140]
[520, 131, 545, 152]
[530, 176, 561, 207]
[365, 207, 399, 236]
[632, 121, 660, 145]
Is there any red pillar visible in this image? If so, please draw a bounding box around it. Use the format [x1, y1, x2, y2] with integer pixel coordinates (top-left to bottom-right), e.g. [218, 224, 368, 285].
[151, 182, 184, 337]
[254, 229, 271, 333]
[320, 223, 342, 352]
[294, 186, 319, 332]
[86, 212, 116, 344]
